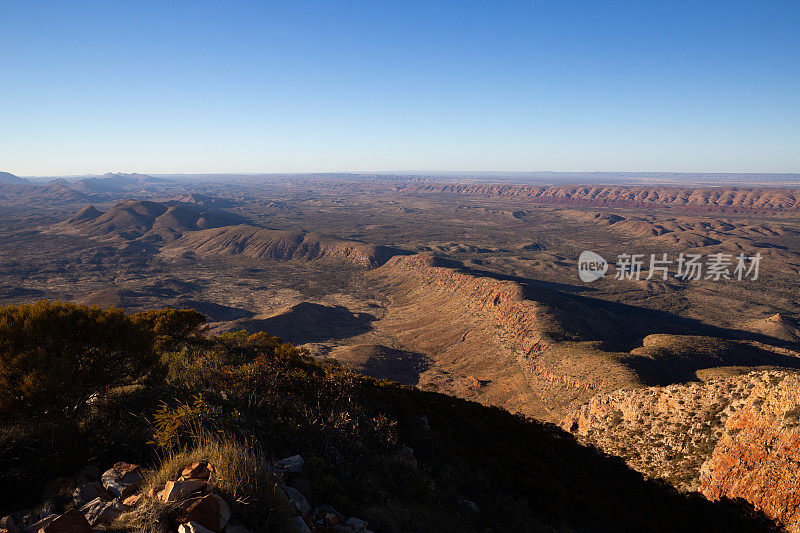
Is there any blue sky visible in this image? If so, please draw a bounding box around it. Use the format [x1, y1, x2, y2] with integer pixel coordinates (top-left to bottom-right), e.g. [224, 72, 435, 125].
[1, 0, 798, 175]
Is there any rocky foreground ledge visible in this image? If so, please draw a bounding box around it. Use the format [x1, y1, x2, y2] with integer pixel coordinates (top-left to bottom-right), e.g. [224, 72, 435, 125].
[0, 454, 372, 533]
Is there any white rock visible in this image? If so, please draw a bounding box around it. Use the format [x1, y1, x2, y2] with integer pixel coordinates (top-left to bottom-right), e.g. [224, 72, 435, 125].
[285, 487, 311, 515]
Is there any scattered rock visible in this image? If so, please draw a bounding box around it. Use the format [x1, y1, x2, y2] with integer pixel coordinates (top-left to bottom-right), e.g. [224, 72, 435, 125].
[122, 494, 143, 508]
[101, 462, 143, 498]
[38, 509, 90, 533]
[180, 462, 214, 481]
[20, 514, 55, 533]
[178, 493, 231, 532]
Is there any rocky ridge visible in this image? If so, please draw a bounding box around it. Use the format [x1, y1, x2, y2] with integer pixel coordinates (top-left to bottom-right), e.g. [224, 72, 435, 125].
[165, 225, 398, 268]
[400, 184, 800, 212]
[370, 254, 642, 419]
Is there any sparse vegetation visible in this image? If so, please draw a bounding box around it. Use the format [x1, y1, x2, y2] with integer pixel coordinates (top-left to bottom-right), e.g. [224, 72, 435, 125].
[0, 302, 777, 531]
[119, 433, 293, 533]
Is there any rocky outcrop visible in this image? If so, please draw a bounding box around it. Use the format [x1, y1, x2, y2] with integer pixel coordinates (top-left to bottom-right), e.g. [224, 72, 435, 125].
[700, 373, 800, 532]
[562, 370, 800, 530]
[562, 371, 791, 490]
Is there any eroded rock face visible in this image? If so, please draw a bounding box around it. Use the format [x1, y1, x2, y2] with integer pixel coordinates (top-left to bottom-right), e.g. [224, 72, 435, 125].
[562, 371, 787, 490]
[700, 373, 800, 532]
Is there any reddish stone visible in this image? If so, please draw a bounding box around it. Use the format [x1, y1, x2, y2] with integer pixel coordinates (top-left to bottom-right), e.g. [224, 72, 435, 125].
[162, 479, 207, 502]
[178, 493, 231, 532]
[146, 483, 165, 499]
[122, 494, 143, 507]
[180, 461, 214, 480]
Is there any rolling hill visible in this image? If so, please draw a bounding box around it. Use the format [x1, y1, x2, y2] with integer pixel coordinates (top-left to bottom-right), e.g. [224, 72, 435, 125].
[62, 200, 245, 241]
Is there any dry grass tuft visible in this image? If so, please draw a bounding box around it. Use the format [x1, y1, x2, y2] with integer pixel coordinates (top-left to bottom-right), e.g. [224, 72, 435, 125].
[116, 432, 293, 533]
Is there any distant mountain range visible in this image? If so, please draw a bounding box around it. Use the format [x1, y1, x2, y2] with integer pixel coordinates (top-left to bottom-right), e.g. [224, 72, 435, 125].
[0, 171, 30, 184]
[69, 172, 168, 194]
[0, 171, 171, 206]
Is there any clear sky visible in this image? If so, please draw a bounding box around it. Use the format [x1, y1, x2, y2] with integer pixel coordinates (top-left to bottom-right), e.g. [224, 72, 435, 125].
[1, 0, 798, 176]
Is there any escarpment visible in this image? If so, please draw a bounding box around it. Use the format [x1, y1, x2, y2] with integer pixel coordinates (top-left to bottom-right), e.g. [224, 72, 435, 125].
[561, 370, 794, 490]
[369, 254, 643, 419]
[368, 255, 800, 421]
[400, 184, 800, 212]
[700, 373, 800, 532]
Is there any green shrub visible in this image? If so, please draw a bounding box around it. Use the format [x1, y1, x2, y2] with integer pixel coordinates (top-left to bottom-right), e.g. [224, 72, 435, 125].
[0, 301, 155, 419]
